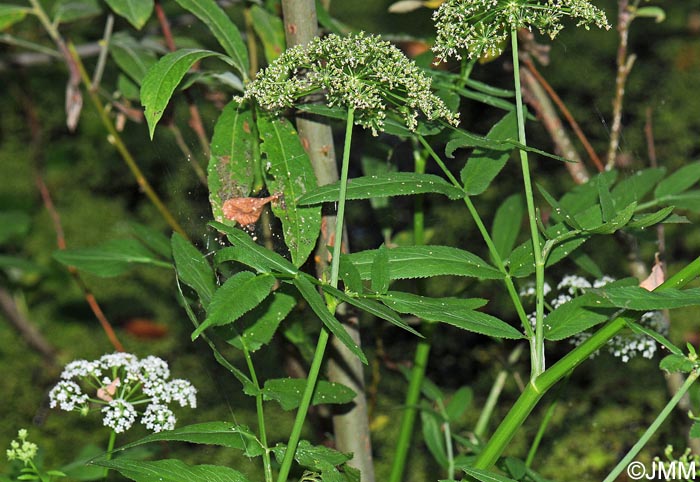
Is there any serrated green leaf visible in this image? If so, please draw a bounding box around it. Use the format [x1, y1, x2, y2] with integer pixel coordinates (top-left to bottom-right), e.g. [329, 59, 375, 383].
[172, 233, 216, 308]
[380, 292, 522, 339]
[192, 271, 275, 339]
[52, 0, 101, 24]
[544, 293, 616, 340]
[257, 114, 321, 267]
[655, 162, 700, 198]
[95, 459, 252, 482]
[0, 5, 30, 31]
[659, 354, 694, 373]
[591, 286, 700, 311]
[626, 206, 674, 229]
[445, 386, 473, 423]
[211, 222, 298, 275]
[344, 246, 503, 280]
[263, 378, 356, 410]
[104, 0, 153, 29]
[52, 239, 171, 277]
[338, 256, 362, 294]
[461, 466, 518, 482]
[112, 422, 264, 457]
[321, 285, 421, 337]
[272, 440, 352, 481]
[445, 128, 570, 163]
[597, 174, 615, 222]
[611, 168, 666, 208]
[297, 173, 464, 205]
[129, 222, 171, 259]
[371, 245, 390, 294]
[491, 194, 524, 260]
[461, 112, 516, 195]
[250, 5, 285, 63]
[538, 184, 582, 230]
[110, 32, 157, 84]
[172, 0, 249, 77]
[421, 410, 448, 468]
[293, 276, 367, 364]
[586, 202, 637, 234]
[222, 290, 296, 352]
[508, 234, 589, 278]
[208, 101, 256, 226]
[627, 320, 683, 356]
[451, 85, 517, 112]
[141, 49, 229, 138]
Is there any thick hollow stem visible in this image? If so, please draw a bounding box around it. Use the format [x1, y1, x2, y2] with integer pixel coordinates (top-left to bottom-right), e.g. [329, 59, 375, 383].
[277, 109, 356, 482]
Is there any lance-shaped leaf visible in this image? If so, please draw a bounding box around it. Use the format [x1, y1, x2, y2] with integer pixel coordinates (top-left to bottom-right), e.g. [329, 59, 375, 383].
[110, 33, 157, 85]
[130, 222, 171, 259]
[297, 172, 464, 205]
[611, 167, 666, 208]
[655, 162, 700, 198]
[95, 459, 252, 482]
[421, 409, 448, 468]
[380, 291, 522, 339]
[460, 466, 518, 482]
[626, 206, 674, 229]
[250, 5, 285, 63]
[104, 0, 153, 29]
[321, 284, 421, 337]
[491, 193, 524, 260]
[192, 271, 275, 339]
[172, 233, 216, 308]
[343, 246, 502, 280]
[591, 286, 700, 311]
[293, 275, 367, 364]
[257, 114, 321, 267]
[53, 238, 171, 277]
[173, 0, 249, 77]
[544, 293, 617, 340]
[461, 111, 517, 195]
[272, 440, 353, 480]
[371, 245, 390, 294]
[221, 290, 296, 352]
[52, 0, 101, 24]
[211, 221, 298, 275]
[111, 422, 264, 457]
[263, 378, 356, 410]
[141, 49, 231, 138]
[208, 101, 256, 226]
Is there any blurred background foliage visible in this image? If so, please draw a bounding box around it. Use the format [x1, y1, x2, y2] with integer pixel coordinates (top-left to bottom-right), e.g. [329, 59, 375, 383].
[1, 0, 700, 480]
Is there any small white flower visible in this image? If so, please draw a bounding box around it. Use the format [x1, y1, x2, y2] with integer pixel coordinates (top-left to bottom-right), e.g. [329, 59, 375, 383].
[102, 399, 137, 433]
[138, 356, 171, 382]
[167, 379, 197, 408]
[49, 380, 89, 411]
[557, 275, 592, 295]
[61, 359, 101, 380]
[551, 293, 573, 309]
[6, 430, 38, 466]
[141, 404, 176, 433]
[593, 275, 616, 288]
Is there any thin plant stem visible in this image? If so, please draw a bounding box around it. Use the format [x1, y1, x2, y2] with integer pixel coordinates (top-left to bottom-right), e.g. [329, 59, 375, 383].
[91, 14, 114, 89]
[66, 43, 188, 238]
[474, 255, 700, 470]
[436, 400, 455, 480]
[603, 369, 699, 482]
[277, 108, 356, 482]
[511, 28, 546, 377]
[388, 144, 432, 482]
[243, 347, 273, 482]
[474, 343, 524, 439]
[417, 135, 533, 340]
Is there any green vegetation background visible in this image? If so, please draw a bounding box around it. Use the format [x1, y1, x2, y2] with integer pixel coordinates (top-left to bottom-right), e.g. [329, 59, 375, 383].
[1, 1, 700, 480]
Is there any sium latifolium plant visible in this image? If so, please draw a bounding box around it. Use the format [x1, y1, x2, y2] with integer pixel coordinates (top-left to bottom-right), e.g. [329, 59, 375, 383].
[5, 0, 700, 481]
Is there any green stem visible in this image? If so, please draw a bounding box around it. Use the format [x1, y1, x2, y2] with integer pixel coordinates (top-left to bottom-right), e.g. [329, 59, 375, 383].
[388, 143, 431, 482]
[417, 136, 533, 340]
[243, 347, 273, 482]
[510, 28, 545, 377]
[437, 400, 455, 480]
[474, 255, 700, 470]
[277, 108, 356, 482]
[603, 369, 699, 482]
[525, 378, 566, 467]
[103, 430, 116, 479]
[474, 343, 524, 439]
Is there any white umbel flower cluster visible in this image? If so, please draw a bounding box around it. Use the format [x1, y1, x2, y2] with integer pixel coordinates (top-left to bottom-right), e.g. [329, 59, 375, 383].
[522, 275, 668, 362]
[432, 0, 610, 62]
[244, 32, 459, 135]
[49, 353, 196, 433]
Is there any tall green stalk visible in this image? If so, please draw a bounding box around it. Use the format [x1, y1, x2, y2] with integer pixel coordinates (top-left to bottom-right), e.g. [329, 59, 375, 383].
[276, 108, 356, 482]
[473, 255, 700, 469]
[510, 27, 546, 378]
[243, 346, 273, 482]
[388, 144, 431, 482]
